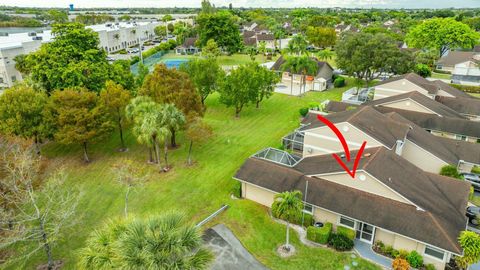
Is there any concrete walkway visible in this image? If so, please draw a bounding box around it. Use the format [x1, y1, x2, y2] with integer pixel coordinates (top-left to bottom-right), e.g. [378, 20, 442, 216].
[203, 224, 269, 270]
[354, 240, 391, 270]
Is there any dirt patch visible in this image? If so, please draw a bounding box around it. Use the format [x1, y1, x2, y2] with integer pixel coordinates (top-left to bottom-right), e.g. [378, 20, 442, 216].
[36, 260, 64, 270]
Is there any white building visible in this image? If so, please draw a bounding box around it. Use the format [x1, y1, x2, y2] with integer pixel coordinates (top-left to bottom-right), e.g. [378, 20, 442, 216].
[0, 21, 162, 90]
[452, 59, 480, 86]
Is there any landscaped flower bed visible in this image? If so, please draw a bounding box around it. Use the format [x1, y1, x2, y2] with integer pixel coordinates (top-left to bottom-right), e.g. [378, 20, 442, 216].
[373, 241, 436, 270]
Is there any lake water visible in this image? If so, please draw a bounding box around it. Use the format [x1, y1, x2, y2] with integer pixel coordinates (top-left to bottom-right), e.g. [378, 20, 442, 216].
[0, 27, 50, 35]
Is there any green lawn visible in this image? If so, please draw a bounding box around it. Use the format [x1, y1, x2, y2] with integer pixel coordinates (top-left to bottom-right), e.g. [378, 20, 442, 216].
[160, 52, 280, 67]
[16, 84, 379, 270]
[431, 72, 452, 80]
[470, 93, 480, 98]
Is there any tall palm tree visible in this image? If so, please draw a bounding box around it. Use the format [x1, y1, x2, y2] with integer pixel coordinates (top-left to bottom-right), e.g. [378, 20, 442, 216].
[78, 212, 213, 269]
[281, 56, 301, 95]
[161, 103, 186, 148]
[296, 56, 319, 95]
[317, 48, 335, 61]
[274, 191, 303, 251]
[289, 34, 308, 56]
[137, 111, 170, 172]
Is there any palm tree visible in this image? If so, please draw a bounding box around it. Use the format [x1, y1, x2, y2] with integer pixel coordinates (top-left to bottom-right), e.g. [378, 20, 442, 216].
[137, 111, 170, 172]
[78, 212, 213, 269]
[274, 191, 303, 251]
[317, 48, 335, 61]
[296, 56, 319, 95]
[288, 34, 308, 56]
[281, 56, 301, 95]
[161, 103, 186, 148]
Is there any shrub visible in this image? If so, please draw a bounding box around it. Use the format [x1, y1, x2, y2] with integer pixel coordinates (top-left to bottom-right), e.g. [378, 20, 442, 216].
[334, 76, 346, 88]
[383, 245, 394, 256]
[328, 233, 354, 251]
[414, 63, 431, 78]
[439, 165, 463, 179]
[425, 264, 436, 270]
[472, 166, 480, 174]
[433, 69, 451, 74]
[299, 107, 309, 117]
[392, 257, 410, 270]
[308, 102, 320, 110]
[397, 249, 409, 259]
[231, 181, 241, 198]
[373, 240, 385, 251]
[390, 249, 400, 258]
[337, 226, 355, 240]
[406, 250, 423, 268]
[306, 223, 332, 244]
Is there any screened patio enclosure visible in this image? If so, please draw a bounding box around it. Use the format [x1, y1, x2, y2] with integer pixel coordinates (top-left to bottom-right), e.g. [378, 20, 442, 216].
[282, 131, 304, 153]
[253, 147, 302, 167]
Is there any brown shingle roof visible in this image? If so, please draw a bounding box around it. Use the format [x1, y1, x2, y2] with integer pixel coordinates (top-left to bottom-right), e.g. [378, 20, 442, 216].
[436, 51, 476, 67]
[324, 101, 359, 113]
[367, 91, 467, 119]
[300, 107, 411, 149]
[235, 147, 470, 254]
[431, 80, 473, 98]
[243, 37, 257, 47]
[242, 30, 256, 39]
[256, 33, 274, 41]
[436, 96, 480, 116]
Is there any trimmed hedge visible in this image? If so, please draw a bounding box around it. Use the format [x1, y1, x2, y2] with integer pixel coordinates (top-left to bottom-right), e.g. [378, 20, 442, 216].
[306, 223, 332, 244]
[450, 83, 480, 94]
[334, 76, 346, 88]
[337, 226, 355, 240]
[472, 166, 480, 174]
[328, 233, 354, 251]
[299, 107, 309, 117]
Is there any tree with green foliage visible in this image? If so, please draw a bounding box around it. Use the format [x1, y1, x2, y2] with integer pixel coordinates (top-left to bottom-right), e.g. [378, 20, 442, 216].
[456, 231, 480, 269]
[161, 103, 185, 148]
[162, 14, 174, 22]
[135, 62, 150, 89]
[281, 56, 301, 95]
[185, 115, 213, 165]
[78, 212, 213, 269]
[258, 41, 267, 63]
[13, 54, 30, 75]
[99, 81, 132, 151]
[336, 32, 414, 88]
[282, 56, 318, 95]
[218, 62, 277, 117]
[406, 18, 480, 56]
[414, 64, 432, 78]
[202, 39, 221, 58]
[109, 60, 136, 91]
[306, 26, 336, 48]
[439, 165, 463, 179]
[139, 64, 203, 117]
[197, 11, 242, 54]
[23, 23, 111, 93]
[0, 85, 51, 153]
[201, 0, 216, 14]
[245, 46, 257, 61]
[179, 58, 223, 105]
[154, 25, 167, 38]
[317, 48, 335, 61]
[285, 34, 308, 55]
[112, 158, 147, 218]
[273, 191, 303, 251]
[49, 88, 114, 162]
[46, 10, 68, 23]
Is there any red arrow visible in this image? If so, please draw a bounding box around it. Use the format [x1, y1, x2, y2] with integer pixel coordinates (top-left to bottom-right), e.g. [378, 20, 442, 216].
[315, 115, 367, 179]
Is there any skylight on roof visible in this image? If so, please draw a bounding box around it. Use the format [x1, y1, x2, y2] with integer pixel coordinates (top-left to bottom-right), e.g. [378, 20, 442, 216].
[253, 147, 301, 167]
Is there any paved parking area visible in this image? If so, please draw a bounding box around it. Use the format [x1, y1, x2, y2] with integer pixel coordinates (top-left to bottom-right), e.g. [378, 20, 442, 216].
[203, 224, 269, 270]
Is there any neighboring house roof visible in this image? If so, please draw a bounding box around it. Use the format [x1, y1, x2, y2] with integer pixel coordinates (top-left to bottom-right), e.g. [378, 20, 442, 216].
[436, 96, 480, 117]
[384, 112, 480, 165]
[243, 37, 257, 47]
[436, 51, 476, 67]
[179, 37, 198, 48]
[235, 147, 470, 254]
[375, 106, 480, 140]
[324, 101, 359, 113]
[375, 73, 473, 98]
[256, 34, 275, 41]
[242, 30, 256, 39]
[367, 91, 468, 119]
[300, 106, 411, 149]
[271, 56, 334, 76]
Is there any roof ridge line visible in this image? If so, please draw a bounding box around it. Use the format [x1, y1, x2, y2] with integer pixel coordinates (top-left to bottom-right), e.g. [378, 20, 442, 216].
[361, 146, 383, 170]
[426, 211, 461, 254]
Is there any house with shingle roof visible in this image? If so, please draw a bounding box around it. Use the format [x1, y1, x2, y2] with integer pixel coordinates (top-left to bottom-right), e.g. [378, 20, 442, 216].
[435, 96, 480, 121]
[235, 144, 470, 270]
[175, 37, 200, 55]
[436, 51, 477, 73]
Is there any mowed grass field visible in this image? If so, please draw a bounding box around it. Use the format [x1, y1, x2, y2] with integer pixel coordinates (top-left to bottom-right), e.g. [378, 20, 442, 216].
[16, 80, 380, 270]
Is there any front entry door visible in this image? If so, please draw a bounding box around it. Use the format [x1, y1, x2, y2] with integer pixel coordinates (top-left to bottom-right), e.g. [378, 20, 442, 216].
[357, 222, 375, 244]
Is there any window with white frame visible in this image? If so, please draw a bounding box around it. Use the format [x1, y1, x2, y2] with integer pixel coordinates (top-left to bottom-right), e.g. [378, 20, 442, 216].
[339, 216, 355, 229]
[455, 134, 467, 141]
[424, 245, 445, 261]
[303, 203, 313, 214]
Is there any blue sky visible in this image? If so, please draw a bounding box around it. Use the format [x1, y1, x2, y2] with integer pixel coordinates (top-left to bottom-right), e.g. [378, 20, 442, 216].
[2, 0, 480, 9]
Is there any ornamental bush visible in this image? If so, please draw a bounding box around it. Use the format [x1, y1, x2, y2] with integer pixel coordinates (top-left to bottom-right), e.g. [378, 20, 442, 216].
[271, 202, 314, 226]
[334, 76, 346, 88]
[406, 250, 423, 268]
[299, 107, 309, 117]
[439, 165, 463, 179]
[414, 63, 431, 78]
[472, 166, 480, 174]
[392, 257, 410, 270]
[337, 226, 355, 240]
[306, 223, 332, 244]
[328, 233, 354, 251]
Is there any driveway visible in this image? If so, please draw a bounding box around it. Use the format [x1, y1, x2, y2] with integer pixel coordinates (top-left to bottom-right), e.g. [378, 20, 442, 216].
[203, 224, 269, 270]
